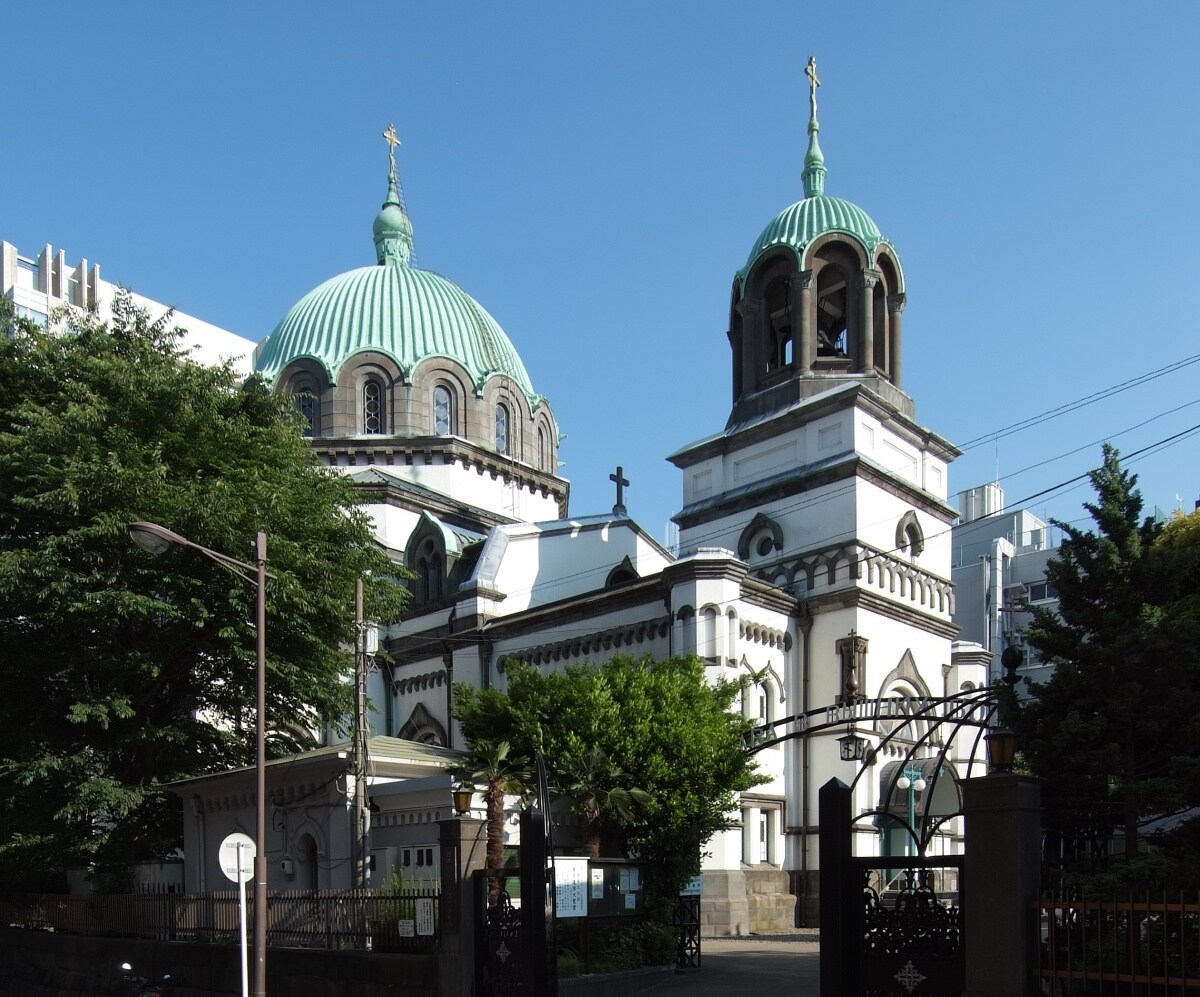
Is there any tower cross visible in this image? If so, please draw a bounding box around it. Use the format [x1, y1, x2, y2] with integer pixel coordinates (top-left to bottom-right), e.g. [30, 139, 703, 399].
[609, 466, 630, 516]
[382, 122, 401, 179]
[805, 56, 821, 121]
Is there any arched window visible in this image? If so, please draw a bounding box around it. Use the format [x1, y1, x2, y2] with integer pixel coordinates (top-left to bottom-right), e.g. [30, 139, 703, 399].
[726, 609, 738, 661]
[494, 403, 510, 455]
[699, 607, 718, 659]
[363, 378, 385, 435]
[413, 537, 443, 603]
[895, 511, 925, 561]
[537, 425, 548, 470]
[765, 275, 793, 373]
[296, 393, 316, 437]
[433, 385, 453, 436]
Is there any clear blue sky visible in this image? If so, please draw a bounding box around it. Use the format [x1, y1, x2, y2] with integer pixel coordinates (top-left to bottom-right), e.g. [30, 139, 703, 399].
[5, 2, 1199, 546]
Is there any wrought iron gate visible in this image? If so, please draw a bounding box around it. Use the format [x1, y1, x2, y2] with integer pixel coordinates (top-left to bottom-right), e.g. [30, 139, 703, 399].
[674, 893, 701, 970]
[820, 779, 965, 997]
[475, 757, 557, 997]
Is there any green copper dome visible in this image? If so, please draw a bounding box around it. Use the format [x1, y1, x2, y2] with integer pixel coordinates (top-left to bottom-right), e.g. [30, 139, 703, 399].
[741, 194, 886, 271]
[255, 168, 538, 401]
[255, 262, 537, 399]
[740, 57, 894, 278]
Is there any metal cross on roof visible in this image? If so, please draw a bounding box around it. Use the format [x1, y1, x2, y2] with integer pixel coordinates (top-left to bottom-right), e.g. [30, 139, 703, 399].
[610, 466, 629, 517]
[382, 123, 401, 179]
[805, 56, 821, 121]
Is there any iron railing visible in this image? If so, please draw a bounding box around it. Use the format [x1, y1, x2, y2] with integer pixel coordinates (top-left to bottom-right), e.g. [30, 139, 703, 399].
[1036, 888, 1200, 993]
[0, 888, 440, 953]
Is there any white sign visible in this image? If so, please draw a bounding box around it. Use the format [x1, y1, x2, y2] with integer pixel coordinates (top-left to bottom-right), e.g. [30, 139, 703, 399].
[680, 875, 703, 896]
[416, 898, 435, 936]
[553, 858, 589, 919]
[398, 920, 415, 938]
[218, 833, 256, 884]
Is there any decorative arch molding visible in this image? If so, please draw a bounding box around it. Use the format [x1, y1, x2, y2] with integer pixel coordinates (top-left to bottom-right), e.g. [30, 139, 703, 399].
[410, 357, 472, 439]
[605, 555, 638, 588]
[737, 512, 785, 562]
[740, 659, 787, 705]
[895, 510, 925, 559]
[397, 702, 447, 746]
[875, 649, 933, 701]
[871, 650, 936, 749]
[804, 230, 872, 272]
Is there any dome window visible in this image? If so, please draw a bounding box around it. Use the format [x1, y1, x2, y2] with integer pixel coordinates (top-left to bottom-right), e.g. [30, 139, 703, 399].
[287, 375, 319, 437]
[297, 394, 316, 437]
[495, 403, 510, 455]
[363, 378, 385, 435]
[433, 385, 454, 436]
[537, 425, 548, 470]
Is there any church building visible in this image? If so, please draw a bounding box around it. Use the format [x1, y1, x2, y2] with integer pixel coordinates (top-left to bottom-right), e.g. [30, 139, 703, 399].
[200, 67, 982, 932]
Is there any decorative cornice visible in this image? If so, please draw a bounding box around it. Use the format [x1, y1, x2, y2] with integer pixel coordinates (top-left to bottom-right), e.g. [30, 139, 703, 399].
[315, 434, 570, 518]
[738, 618, 790, 650]
[496, 616, 672, 671]
[393, 669, 448, 695]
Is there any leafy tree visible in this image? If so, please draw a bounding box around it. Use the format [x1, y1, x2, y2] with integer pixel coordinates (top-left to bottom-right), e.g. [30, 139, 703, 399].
[1018, 445, 1200, 859]
[0, 295, 408, 885]
[454, 654, 763, 904]
[450, 738, 527, 906]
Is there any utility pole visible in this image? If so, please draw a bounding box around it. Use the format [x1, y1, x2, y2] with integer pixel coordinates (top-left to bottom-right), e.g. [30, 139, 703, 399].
[353, 577, 371, 891]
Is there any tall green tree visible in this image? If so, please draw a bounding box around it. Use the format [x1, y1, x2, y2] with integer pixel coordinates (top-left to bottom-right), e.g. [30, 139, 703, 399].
[455, 654, 763, 901]
[1019, 445, 1199, 858]
[0, 296, 408, 885]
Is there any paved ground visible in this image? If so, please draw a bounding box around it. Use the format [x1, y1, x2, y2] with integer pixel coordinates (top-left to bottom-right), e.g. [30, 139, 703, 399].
[644, 934, 820, 996]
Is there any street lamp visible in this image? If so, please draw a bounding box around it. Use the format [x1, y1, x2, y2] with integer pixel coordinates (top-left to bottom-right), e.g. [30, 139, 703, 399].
[895, 766, 927, 858]
[452, 783, 475, 816]
[128, 521, 272, 997]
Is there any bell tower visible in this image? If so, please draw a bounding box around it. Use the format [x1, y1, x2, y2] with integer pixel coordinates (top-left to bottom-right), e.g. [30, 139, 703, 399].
[727, 56, 908, 428]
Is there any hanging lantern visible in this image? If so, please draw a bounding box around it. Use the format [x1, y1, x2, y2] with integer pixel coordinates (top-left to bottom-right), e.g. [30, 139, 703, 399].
[839, 728, 867, 762]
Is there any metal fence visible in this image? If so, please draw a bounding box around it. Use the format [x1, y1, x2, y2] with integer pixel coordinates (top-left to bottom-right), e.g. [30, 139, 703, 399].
[0, 888, 440, 954]
[1036, 889, 1200, 994]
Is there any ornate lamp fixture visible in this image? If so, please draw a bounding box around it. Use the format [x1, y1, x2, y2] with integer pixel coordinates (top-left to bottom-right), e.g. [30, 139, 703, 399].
[452, 783, 475, 816]
[839, 727, 867, 761]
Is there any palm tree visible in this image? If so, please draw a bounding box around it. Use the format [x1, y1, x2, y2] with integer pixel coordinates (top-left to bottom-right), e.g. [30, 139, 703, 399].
[452, 739, 527, 906]
[556, 746, 650, 858]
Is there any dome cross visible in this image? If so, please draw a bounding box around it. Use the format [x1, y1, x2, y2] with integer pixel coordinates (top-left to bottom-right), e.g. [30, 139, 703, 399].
[382, 123, 401, 180]
[805, 56, 821, 124]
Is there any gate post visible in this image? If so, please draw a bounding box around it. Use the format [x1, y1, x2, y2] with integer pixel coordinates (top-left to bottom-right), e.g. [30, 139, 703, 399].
[819, 778, 858, 997]
[962, 775, 1041, 997]
[519, 808, 554, 997]
[438, 815, 487, 997]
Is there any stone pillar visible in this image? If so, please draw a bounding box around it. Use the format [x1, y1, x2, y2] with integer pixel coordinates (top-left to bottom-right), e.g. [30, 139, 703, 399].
[857, 270, 880, 373]
[795, 270, 814, 372]
[962, 775, 1041, 997]
[737, 296, 764, 395]
[888, 293, 906, 388]
[437, 816, 487, 997]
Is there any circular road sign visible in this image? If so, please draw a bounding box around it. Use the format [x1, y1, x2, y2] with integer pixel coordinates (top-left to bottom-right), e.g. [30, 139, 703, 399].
[218, 832, 256, 884]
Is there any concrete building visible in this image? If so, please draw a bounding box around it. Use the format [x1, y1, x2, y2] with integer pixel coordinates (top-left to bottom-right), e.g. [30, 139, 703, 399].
[951, 482, 1061, 693]
[2, 239, 256, 374]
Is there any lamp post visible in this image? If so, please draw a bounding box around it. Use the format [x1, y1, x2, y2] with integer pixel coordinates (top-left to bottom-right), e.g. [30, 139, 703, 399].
[128, 522, 271, 997]
[895, 766, 926, 858]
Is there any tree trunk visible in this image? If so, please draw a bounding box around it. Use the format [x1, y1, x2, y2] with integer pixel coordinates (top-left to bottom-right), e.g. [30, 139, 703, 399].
[486, 782, 505, 906]
[581, 810, 601, 859]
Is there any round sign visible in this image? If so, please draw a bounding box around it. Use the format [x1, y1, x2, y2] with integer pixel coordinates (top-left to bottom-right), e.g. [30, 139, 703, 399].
[218, 832, 256, 884]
